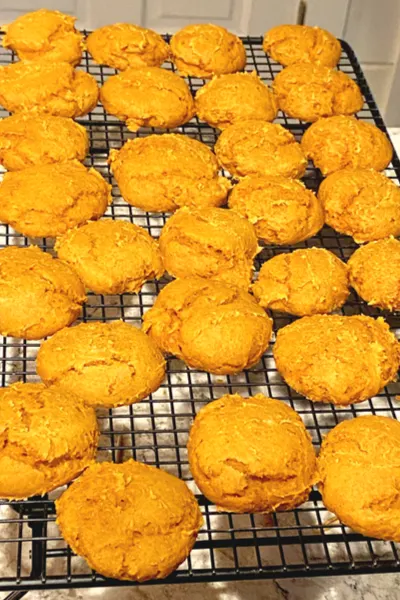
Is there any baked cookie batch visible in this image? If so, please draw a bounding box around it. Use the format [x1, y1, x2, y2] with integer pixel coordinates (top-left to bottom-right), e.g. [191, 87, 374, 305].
[0, 10, 400, 580]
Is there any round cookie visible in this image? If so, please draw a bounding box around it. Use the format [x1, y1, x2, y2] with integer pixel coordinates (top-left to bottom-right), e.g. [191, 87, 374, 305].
[55, 220, 164, 295]
[348, 238, 400, 310]
[0, 114, 88, 171]
[274, 314, 399, 405]
[170, 23, 246, 78]
[56, 460, 202, 581]
[252, 248, 349, 316]
[273, 63, 363, 122]
[195, 72, 278, 129]
[2, 9, 83, 66]
[159, 206, 259, 289]
[301, 116, 393, 176]
[109, 134, 231, 212]
[263, 24, 341, 68]
[0, 246, 86, 340]
[87, 23, 170, 71]
[0, 382, 98, 500]
[100, 66, 195, 132]
[215, 120, 307, 178]
[0, 161, 111, 238]
[142, 278, 272, 374]
[188, 394, 317, 512]
[0, 60, 98, 117]
[228, 176, 324, 245]
[318, 169, 400, 243]
[37, 321, 166, 408]
[318, 416, 400, 541]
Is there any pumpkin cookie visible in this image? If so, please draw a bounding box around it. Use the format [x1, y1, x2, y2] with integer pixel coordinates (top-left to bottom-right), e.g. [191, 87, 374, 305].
[87, 23, 170, 70]
[263, 24, 341, 67]
[0, 114, 88, 171]
[55, 220, 164, 295]
[215, 120, 307, 178]
[301, 116, 393, 176]
[195, 72, 278, 129]
[273, 63, 363, 122]
[229, 176, 324, 245]
[37, 321, 165, 408]
[318, 169, 400, 243]
[142, 278, 272, 374]
[318, 416, 400, 541]
[170, 23, 246, 78]
[100, 66, 195, 131]
[188, 394, 317, 512]
[0, 246, 86, 340]
[159, 206, 259, 289]
[109, 134, 231, 212]
[2, 8, 83, 65]
[252, 248, 349, 316]
[0, 60, 98, 117]
[0, 161, 110, 238]
[0, 382, 98, 500]
[348, 238, 400, 310]
[274, 315, 399, 405]
[56, 460, 202, 581]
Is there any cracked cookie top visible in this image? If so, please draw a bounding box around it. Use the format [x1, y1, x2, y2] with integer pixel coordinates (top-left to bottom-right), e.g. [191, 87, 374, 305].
[87, 23, 170, 71]
[142, 277, 272, 375]
[170, 23, 246, 78]
[37, 320, 166, 408]
[55, 459, 202, 581]
[187, 393, 317, 512]
[318, 415, 400, 541]
[0, 245, 86, 340]
[55, 219, 164, 295]
[109, 133, 231, 212]
[0, 382, 98, 500]
[100, 66, 195, 132]
[263, 24, 341, 68]
[0, 160, 111, 238]
[2, 8, 84, 66]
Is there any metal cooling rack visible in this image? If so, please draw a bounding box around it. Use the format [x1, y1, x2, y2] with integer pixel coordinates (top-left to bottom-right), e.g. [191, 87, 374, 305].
[1, 35, 400, 597]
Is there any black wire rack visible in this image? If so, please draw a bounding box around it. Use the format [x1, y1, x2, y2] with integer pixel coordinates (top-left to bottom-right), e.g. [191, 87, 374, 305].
[1, 34, 400, 597]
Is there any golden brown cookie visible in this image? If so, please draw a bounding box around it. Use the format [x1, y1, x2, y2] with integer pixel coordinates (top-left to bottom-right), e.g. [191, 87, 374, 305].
[228, 176, 324, 245]
[318, 169, 400, 243]
[318, 415, 400, 541]
[0, 60, 98, 117]
[159, 206, 259, 289]
[252, 248, 349, 316]
[170, 23, 246, 78]
[263, 24, 341, 68]
[348, 238, 400, 310]
[0, 382, 98, 500]
[55, 220, 164, 295]
[188, 394, 317, 512]
[2, 9, 83, 65]
[0, 114, 88, 171]
[100, 67, 195, 132]
[195, 72, 278, 129]
[215, 120, 307, 178]
[142, 278, 272, 374]
[301, 116, 393, 176]
[56, 460, 202, 581]
[0, 246, 86, 340]
[273, 64, 363, 122]
[274, 315, 399, 405]
[87, 23, 170, 70]
[0, 161, 111, 238]
[37, 321, 165, 408]
[109, 134, 231, 212]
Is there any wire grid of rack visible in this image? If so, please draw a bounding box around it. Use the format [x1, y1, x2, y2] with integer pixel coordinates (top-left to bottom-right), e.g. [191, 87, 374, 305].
[1, 34, 400, 595]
